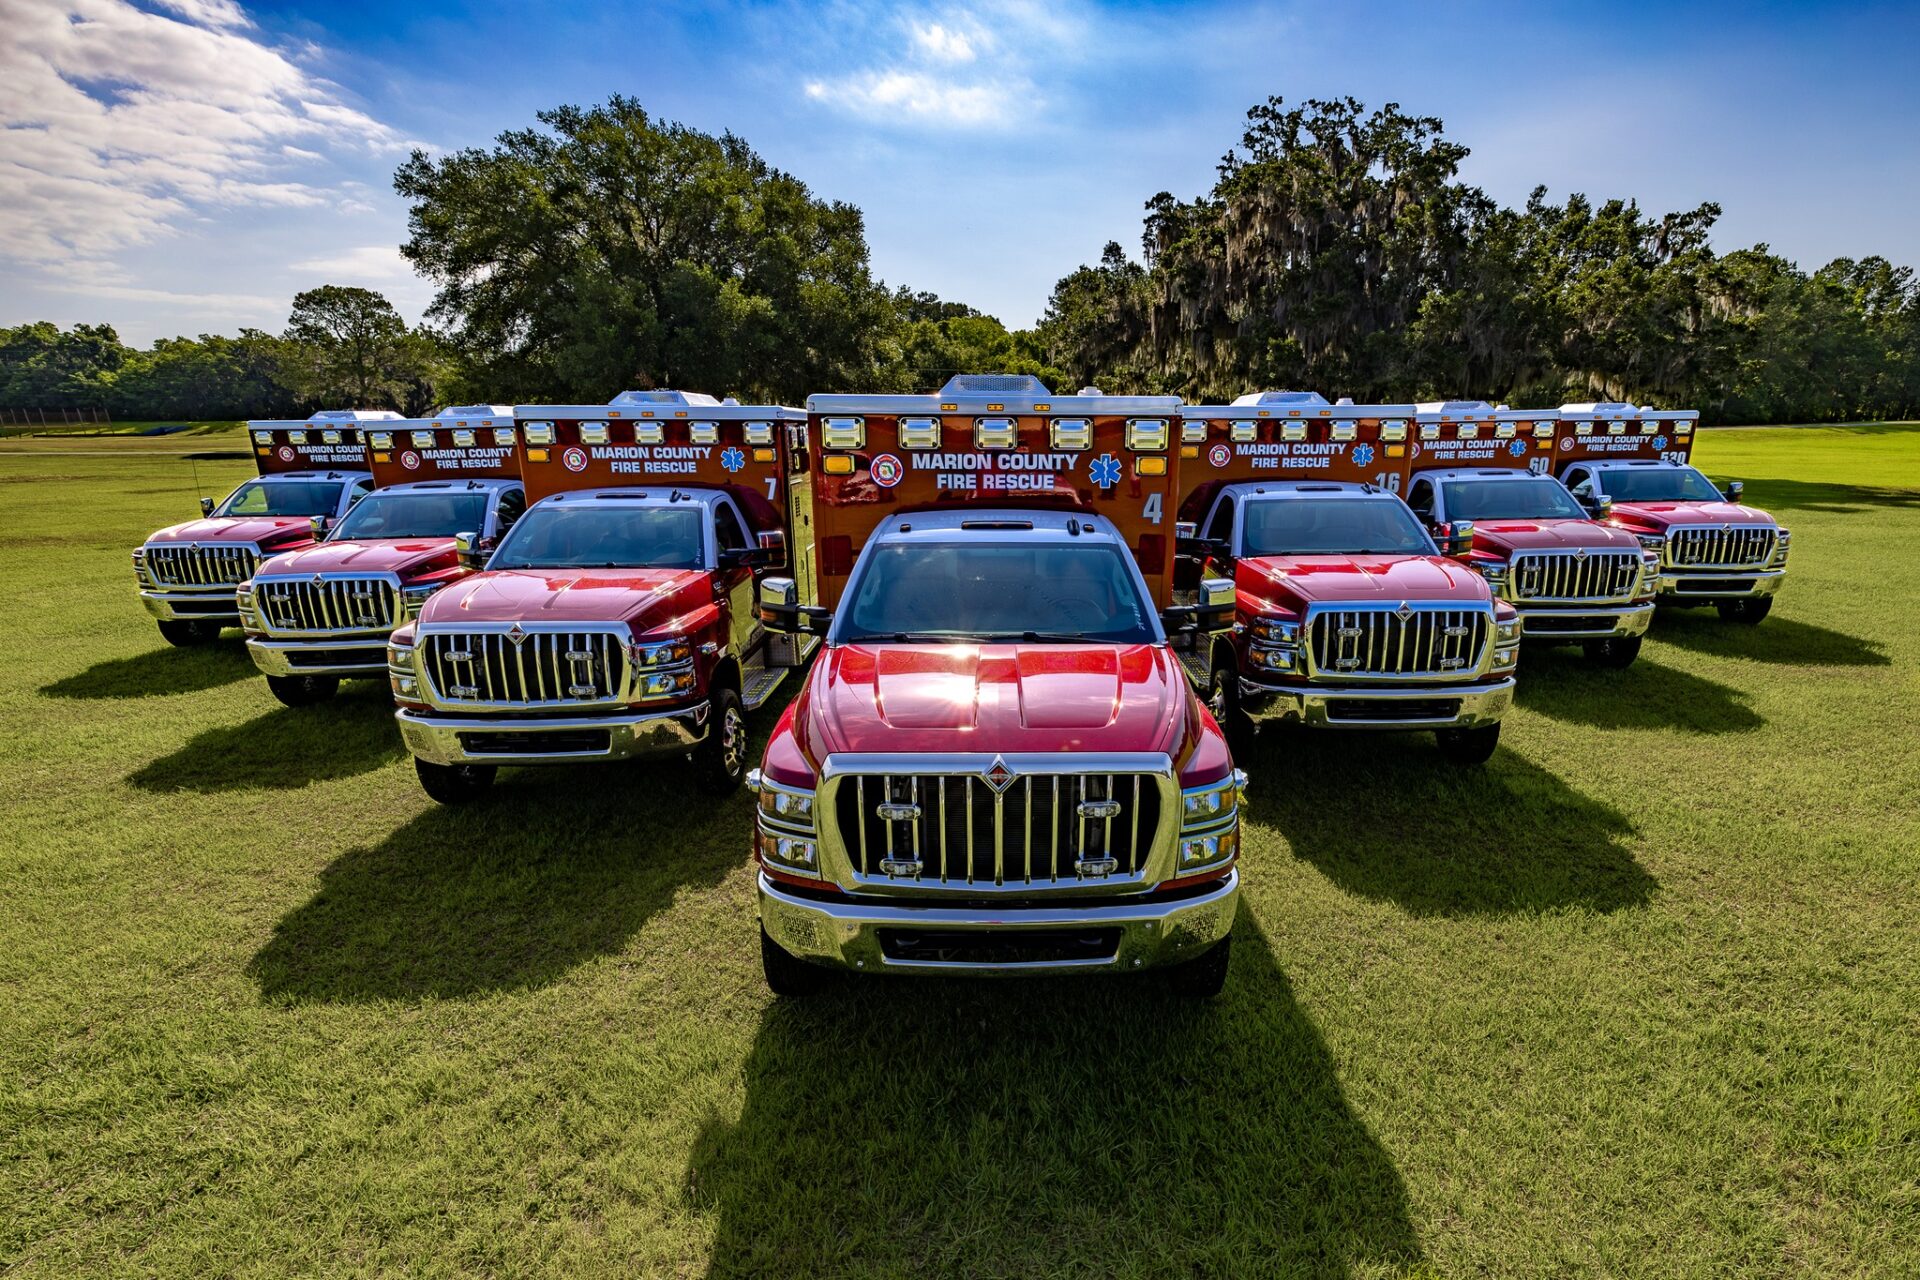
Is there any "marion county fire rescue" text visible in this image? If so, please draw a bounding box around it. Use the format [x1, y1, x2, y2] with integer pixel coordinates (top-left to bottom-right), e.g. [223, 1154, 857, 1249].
[589, 445, 712, 474]
[910, 451, 1077, 491]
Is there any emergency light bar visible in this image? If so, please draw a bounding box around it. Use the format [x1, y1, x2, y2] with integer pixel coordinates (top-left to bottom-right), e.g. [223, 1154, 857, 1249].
[821, 417, 864, 450]
[975, 417, 1017, 449]
[690, 422, 719, 445]
[1049, 418, 1092, 450]
[744, 422, 775, 446]
[1126, 419, 1170, 451]
[899, 417, 941, 449]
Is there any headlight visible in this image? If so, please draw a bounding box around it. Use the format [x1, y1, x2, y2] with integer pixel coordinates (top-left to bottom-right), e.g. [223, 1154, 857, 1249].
[637, 669, 697, 699]
[1636, 534, 1665, 553]
[1772, 528, 1791, 565]
[1479, 561, 1509, 585]
[1492, 644, 1519, 673]
[1495, 618, 1520, 643]
[1182, 779, 1233, 824]
[387, 640, 417, 698]
[1250, 646, 1295, 671]
[1178, 770, 1243, 869]
[132, 548, 154, 586]
[629, 637, 692, 668]
[1179, 829, 1239, 867]
[749, 770, 820, 876]
[756, 780, 815, 827]
[400, 582, 442, 618]
[1247, 617, 1298, 644]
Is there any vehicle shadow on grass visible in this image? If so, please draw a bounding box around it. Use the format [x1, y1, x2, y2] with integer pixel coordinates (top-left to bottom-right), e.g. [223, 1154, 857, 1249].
[686, 915, 1420, 1279]
[41, 638, 253, 699]
[1651, 609, 1889, 668]
[127, 685, 404, 792]
[1724, 477, 1920, 515]
[247, 762, 750, 1004]
[1241, 732, 1653, 917]
[1513, 649, 1765, 733]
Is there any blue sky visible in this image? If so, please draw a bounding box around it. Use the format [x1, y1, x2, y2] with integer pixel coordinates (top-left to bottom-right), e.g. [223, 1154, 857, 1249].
[4, 0, 1917, 346]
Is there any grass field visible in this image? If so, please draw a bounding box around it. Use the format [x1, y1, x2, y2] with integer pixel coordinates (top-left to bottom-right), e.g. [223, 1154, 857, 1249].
[3, 425, 1918, 1277]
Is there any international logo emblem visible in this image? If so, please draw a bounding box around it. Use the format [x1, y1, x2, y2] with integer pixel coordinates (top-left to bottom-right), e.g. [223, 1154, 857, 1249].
[1352, 442, 1376, 467]
[983, 756, 1015, 794]
[399, 450, 421, 471]
[1574, 546, 1588, 561]
[1089, 453, 1122, 488]
[561, 446, 589, 473]
[1207, 442, 1232, 468]
[719, 446, 746, 473]
[1395, 600, 1413, 621]
[507, 622, 527, 646]
[869, 453, 904, 488]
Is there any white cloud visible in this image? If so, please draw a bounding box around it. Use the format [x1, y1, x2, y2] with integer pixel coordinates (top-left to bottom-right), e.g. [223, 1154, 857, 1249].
[290, 244, 417, 283]
[0, 0, 407, 268]
[804, 2, 1082, 129]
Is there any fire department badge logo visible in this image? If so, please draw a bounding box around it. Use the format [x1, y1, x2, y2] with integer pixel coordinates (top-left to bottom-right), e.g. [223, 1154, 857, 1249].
[869, 453, 904, 488]
[399, 450, 421, 471]
[561, 446, 589, 473]
[982, 756, 1016, 794]
[1207, 442, 1232, 468]
[275, 445, 296, 463]
[1352, 443, 1376, 467]
[720, 446, 747, 473]
[1089, 453, 1123, 488]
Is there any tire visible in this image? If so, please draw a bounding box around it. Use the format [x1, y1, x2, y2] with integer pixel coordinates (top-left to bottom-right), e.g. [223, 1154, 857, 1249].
[157, 618, 221, 646]
[1205, 662, 1255, 754]
[265, 673, 339, 707]
[1583, 635, 1642, 668]
[415, 757, 496, 805]
[693, 686, 748, 795]
[1717, 597, 1773, 625]
[761, 926, 830, 997]
[1435, 722, 1501, 765]
[1167, 935, 1232, 999]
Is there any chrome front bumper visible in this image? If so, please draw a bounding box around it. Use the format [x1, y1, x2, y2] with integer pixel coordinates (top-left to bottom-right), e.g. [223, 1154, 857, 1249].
[396, 701, 709, 766]
[1240, 674, 1513, 730]
[1659, 568, 1786, 601]
[246, 636, 389, 678]
[140, 589, 240, 623]
[758, 869, 1239, 975]
[1513, 600, 1653, 641]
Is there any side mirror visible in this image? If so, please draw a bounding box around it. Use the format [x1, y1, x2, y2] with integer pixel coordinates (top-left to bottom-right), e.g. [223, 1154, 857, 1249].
[1595, 495, 1614, 519]
[759, 576, 832, 636]
[1725, 480, 1744, 502]
[1174, 521, 1198, 540]
[453, 530, 487, 571]
[756, 528, 787, 567]
[309, 515, 328, 540]
[200, 496, 216, 517]
[1447, 519, 1476, 555]
[1197, 577, 1236, 632]
[721, 545, 774, 570]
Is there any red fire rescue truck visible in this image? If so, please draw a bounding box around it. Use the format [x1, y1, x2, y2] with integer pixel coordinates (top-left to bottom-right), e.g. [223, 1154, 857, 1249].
[133, 411, 389, 645]
[385, 391, 813, 803]
[1175, 392, 1520, 763]
[749, 375, 1243, 998]
[1551, 404, 1788, 623]
[1403, 401, 1660, 667]
[238, 407, 525, 707]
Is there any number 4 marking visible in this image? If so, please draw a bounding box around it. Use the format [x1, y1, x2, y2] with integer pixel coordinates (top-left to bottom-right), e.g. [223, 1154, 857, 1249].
[1143, 492, 1163, 524]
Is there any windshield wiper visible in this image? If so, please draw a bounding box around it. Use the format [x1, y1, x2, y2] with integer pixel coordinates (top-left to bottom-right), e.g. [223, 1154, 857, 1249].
[849, 632, 980, 643]
[989, 631, 1100, 643]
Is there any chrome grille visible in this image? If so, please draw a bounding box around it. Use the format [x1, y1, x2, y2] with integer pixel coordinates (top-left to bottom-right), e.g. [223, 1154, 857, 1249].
[1307, 607, 1491, 677]
[1511, 551, 1640, 602]
[831, 771, 1162, 887]
[1668, 525, 1776, 569]
[145, 543, 257, 587]
[255, 575, 397, 634]
[421, 629, 628, 707]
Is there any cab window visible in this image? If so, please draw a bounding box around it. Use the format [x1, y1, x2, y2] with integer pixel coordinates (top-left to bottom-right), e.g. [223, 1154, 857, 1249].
[714, 502, 751, 554]
[1204, 494, 1236, 546]
[1408, 478, 1438, 523]
[493, 487, 526, 535]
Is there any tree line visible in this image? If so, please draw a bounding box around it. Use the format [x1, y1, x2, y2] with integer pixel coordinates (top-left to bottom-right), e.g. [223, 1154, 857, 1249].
[8, 95, 1916, 425]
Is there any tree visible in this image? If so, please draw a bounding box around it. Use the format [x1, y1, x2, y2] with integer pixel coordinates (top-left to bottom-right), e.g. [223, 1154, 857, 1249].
[0, 321, 127, 408]
[395, 96, 899, 404]
[280, 285, 435, 410]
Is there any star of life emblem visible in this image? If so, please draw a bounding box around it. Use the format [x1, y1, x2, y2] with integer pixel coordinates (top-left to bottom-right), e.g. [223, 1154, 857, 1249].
[1089, 453, 1122, 488]
[720, 446, 746, 473]
[1352, 443, 1376, 467]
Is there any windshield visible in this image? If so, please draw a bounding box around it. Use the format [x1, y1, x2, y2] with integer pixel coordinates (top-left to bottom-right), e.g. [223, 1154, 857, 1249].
[838, 542, 1157, 644]
[218, 479, 341, 518]
[1593, 466, 1725, 503]
[1241, 498, 1433, 556]
[490, 504, 706, 570]
[331, 490, 491, 541]
[1441, 477, 1586, 521]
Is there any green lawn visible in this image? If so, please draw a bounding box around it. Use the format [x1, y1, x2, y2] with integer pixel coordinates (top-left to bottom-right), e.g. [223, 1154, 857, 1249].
[3, 426, 1917, 1277]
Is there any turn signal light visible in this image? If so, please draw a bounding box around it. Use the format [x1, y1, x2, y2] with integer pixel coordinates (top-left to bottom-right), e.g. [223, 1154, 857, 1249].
[822, 455, 855, 475]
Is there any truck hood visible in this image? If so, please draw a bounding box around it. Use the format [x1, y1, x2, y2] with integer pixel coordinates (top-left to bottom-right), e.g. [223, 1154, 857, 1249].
[797, 642, 1190, 758]
[1239, 554, 1489, 606]
[1609, 501, 1775, 531]
[146, 516, 311, 546]
[416, 567, 711, 628]
[1470, 518, 1643, 554]
[257, 537, 454, 578]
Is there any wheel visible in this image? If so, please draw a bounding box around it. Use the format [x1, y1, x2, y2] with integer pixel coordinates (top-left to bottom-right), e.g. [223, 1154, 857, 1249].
[692, 686, 748, 795]
[415, 757, 496, 804]
[1205, 663, 1255, 754]
[157, 618, 221, 646]
[761, 926, 830, 997]
[265, 673, 339, 707]
[1717, 597, 1773, 625]
[1435, 722, 1501, 765]
[1167, 935, 1232, 999]
[1582, 635, 1642, 668]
